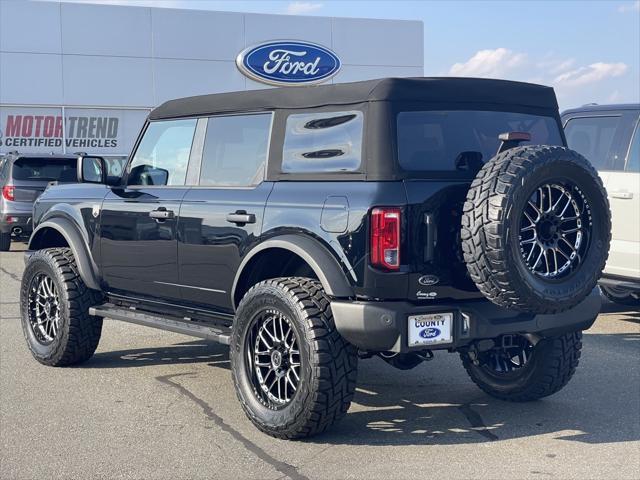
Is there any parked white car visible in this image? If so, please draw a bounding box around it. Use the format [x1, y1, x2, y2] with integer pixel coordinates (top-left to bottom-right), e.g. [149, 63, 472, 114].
[563, 104, 640, 307]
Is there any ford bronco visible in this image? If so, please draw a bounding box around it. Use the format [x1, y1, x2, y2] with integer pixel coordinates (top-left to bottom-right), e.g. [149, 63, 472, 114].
[20, 78, 611, 438]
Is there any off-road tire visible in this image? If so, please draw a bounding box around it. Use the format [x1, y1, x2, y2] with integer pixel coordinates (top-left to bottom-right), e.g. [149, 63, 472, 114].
[0, 232, 10, 251]
[462, 146, 610, 314]
[600, 285, 640, 307]
[20, 248, 103, 366]
[461, 331, 583, 401]
[230, 277, 358, 439]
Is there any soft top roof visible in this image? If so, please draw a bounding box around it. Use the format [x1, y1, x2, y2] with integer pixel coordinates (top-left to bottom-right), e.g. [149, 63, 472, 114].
[149, 77, 559, 120]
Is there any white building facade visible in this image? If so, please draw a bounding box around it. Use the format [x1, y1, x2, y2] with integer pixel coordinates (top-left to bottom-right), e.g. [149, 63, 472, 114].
[0, 1, 424, 158]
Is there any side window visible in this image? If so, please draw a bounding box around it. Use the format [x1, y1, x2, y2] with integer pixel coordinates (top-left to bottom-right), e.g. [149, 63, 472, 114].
[564, 116, 621, 171]
[199, 114, 272, 187]
[626, 120, 640, 173]
[128, 119, 196, 186]
[282, 111, 363, 173]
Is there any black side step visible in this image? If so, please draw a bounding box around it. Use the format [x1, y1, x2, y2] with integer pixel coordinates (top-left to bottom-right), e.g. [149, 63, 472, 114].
[89, 303, 232, 345]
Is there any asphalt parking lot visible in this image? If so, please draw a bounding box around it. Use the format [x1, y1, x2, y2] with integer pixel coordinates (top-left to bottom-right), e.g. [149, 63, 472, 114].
[1, 242, 639, 480]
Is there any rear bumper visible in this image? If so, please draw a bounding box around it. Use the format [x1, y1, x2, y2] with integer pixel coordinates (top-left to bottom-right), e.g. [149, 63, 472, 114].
[331, 288, 601, 353]
[0, 213, 32, 235]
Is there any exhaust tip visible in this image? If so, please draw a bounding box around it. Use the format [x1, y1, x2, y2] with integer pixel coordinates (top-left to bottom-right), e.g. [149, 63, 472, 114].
[12, 227, 22, 235]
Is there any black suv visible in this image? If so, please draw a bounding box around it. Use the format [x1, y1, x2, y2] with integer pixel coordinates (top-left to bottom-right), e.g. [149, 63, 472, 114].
[20, 78, 611, 439]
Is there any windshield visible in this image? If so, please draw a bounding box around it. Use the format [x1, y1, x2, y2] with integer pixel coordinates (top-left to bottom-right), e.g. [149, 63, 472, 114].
[397, 110, 563, 173]
[11, 157, 77, 182]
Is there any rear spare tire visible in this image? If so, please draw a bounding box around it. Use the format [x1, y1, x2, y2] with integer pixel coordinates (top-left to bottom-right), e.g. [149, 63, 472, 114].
[461, 146, 610, 314]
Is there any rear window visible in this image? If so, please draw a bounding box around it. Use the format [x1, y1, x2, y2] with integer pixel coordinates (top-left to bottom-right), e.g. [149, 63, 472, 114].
[397, 110, 563, 172]
[11, 157, 77, 182]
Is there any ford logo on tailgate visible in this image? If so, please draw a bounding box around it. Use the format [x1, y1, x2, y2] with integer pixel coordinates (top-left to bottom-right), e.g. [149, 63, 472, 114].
[236, 41, 341, 86]
[419, 327, 441, 339]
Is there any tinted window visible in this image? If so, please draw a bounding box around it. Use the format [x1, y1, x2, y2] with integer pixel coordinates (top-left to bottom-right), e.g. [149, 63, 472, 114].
[627, 121, 640, 173]
[128, 119, 196, 186]
[397, 111, 562, 172]
[199, 114, 272, 187]
[564, 116, 621, 170]
[282, 111, 363, 173]
[11, 157, 77, 182]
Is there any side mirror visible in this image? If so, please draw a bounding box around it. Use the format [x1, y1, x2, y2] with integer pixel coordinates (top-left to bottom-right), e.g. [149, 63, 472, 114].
[77, 155, 106, 184]
[129, 164, 169, 186]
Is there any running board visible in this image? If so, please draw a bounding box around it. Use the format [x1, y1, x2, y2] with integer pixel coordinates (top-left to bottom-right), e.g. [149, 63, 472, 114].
[89, 303, 231, 345]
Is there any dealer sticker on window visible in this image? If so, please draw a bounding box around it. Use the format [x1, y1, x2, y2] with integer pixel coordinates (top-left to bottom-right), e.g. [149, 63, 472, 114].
[408, 313, 453, 347]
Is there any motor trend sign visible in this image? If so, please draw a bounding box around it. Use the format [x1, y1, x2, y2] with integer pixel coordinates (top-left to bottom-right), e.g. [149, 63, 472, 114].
[1, 113, 118, 150]
[0, 107, 148, 155]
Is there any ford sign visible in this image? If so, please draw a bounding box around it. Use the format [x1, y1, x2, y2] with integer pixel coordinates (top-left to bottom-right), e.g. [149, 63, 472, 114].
[236, 41, 341, 86]
[419, 327, 441, 339]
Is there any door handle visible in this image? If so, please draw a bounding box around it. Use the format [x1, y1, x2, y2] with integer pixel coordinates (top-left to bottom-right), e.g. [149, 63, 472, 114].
[610, 191, 633, 199]
[149, 207, 174, 220]
[226, 211, 256, 225]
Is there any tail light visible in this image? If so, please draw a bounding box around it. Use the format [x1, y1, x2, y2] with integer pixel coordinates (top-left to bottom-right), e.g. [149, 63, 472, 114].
[371, 207, 401, 270]
[2, 186, 14, 201]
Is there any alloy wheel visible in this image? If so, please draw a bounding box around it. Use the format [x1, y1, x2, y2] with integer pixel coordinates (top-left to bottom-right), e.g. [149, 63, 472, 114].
[519, 182, 592, 279]
[27, 273, 61, 345]
[246, 308, 301, 408]
[478, 335, 534, 375]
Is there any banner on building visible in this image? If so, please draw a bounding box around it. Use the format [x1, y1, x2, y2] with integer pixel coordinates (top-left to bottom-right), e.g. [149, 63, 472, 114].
[0, 107, 149, 156]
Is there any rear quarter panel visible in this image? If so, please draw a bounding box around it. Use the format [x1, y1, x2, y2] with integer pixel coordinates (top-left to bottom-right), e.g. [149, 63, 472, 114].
[262, 181, 410, 299]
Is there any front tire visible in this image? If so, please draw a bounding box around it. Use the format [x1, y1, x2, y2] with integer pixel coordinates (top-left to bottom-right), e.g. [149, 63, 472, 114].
[230, 277, 358, 439]
[20, 248, 103, 366]
[461, 332, 582, 402]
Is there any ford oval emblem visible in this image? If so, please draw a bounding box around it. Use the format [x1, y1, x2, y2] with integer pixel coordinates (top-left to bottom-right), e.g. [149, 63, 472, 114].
[418, 275, 440, 286]
[419, 327, 441, 339]
[236, 40, 341, 86]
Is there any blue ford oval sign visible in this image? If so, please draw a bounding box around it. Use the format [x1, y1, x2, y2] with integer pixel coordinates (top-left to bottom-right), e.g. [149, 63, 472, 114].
[236, 41, 341, 86]
[419, 328, 441, 339]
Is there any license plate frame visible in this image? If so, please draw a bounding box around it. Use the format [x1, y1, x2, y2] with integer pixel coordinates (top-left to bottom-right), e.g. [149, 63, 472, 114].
[408, 312, 454, 347]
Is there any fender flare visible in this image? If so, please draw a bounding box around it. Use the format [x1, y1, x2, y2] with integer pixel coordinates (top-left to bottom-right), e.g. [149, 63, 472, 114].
[231, 234, 354, 305]
[28, 218, 101, 291]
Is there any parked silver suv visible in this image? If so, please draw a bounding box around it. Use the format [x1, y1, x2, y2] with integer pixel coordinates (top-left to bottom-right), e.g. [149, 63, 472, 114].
[0, 152, 79, 251]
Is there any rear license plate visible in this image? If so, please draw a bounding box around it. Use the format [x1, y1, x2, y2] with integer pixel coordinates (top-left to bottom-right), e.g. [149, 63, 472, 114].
[408, 313, 453, 347]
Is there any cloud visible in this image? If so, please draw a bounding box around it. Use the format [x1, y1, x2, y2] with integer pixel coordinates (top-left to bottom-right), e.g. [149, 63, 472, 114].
[553, 62, 628, 87]
[448, 48, 527, 78]
[285, 2, 324, 15]
[537, 57, 576, 75]
[617, 1, 640, 12]
[608, 90, 623, 103]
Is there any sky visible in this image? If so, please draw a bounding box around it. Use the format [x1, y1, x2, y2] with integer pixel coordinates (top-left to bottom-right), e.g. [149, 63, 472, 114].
[50, 0, 640, 110]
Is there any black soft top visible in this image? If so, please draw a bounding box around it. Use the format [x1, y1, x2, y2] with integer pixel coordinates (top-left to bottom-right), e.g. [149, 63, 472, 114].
[149, 77, 558, 120]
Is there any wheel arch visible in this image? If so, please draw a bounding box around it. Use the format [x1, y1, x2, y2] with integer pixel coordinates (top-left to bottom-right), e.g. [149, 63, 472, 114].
[28, 219, 101, 291]
[231, 234, 354, 309]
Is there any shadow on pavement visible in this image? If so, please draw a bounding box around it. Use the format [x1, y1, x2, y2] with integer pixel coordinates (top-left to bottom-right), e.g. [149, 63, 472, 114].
[77, 331, 640, 447]
[84, 340, 230, 370]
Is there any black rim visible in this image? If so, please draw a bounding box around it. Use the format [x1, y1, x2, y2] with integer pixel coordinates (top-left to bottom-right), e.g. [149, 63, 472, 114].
[27, 272, 61, 345]
[245, 308, 301, 409]
[477, 335, 534, 377]
[519, 182, 592, 279]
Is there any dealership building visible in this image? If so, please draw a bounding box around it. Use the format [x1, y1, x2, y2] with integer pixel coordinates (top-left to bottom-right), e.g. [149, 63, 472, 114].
[0, 0, 424, 160]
